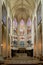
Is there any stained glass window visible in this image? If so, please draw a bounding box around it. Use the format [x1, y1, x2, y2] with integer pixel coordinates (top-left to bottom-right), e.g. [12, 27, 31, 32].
[13, 18, 17, 29]
[20, 19, 25, 34]
[27, 18, 31, 27]
[13, 18, 18, 34]
[19, 19, 25, 47]
[20, 19, 25, 26]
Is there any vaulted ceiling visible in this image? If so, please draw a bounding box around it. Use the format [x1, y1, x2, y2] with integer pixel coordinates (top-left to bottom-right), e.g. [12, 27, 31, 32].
[7, 0, 40, 21]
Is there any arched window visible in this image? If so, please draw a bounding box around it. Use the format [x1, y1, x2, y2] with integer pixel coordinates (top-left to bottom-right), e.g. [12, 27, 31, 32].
[19, 19, 25, 35]
[27, 18, 31, 27]
[13, 18, 17, 29]
[19, 19, 25, 47]
[20, 19, 25, 26]
[27, 18, 32, 46]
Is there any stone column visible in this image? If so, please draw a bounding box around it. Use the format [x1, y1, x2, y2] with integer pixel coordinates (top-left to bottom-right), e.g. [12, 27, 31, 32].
[31, 17, 34, 57]
[36, 14, 39, 57]
[10, 18, 12, 58]
[34, 4, 39, 58]
[0, 0, 4, 60]
[41, 0, 43, 56]
[32, 5, 37, 57]
[6, 3, 9, 58]
[6, 18, 8, 58]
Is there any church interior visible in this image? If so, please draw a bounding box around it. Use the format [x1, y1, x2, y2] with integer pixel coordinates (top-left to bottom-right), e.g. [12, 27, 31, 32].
[0, 0, 43, 65]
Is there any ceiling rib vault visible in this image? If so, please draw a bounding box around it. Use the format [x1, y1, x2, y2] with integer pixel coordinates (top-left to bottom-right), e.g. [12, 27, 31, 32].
[7, 0, 38, 21]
